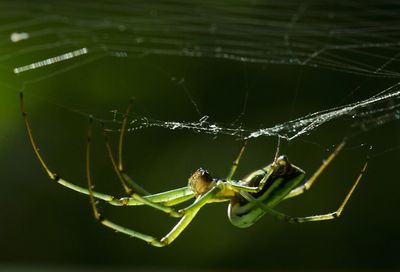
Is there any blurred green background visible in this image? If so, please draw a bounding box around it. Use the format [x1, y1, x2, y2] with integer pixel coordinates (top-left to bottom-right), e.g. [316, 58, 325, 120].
[1, 1, 400, 271]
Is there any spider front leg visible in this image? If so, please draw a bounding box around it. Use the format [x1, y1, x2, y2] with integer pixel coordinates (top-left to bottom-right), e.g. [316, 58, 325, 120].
[19, 93, 122, 204]
[88, 117, 185, 217]
[87, 125, 223, 246]
[99, 100, 195, 213]
[19, 93, 182, 217]
[101, 99, 195, 211]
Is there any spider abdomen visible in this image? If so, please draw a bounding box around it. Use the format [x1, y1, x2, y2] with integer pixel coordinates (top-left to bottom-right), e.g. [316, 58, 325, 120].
[228, 161, 305, 228]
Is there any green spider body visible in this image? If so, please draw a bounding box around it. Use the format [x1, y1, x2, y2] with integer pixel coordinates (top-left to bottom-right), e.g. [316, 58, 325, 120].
[184, 156, 306, 228]
[20, 93, 366, 247]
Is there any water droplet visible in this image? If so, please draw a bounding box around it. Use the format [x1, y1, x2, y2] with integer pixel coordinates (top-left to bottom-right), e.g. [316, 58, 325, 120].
[10, 32, 29, 42]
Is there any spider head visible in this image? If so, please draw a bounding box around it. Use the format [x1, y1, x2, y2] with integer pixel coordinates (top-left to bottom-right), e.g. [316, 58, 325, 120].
[188, 168, 215, 196]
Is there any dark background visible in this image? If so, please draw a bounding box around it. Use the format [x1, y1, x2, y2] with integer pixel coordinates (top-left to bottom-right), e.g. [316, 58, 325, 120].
[0, 1, 399, 271]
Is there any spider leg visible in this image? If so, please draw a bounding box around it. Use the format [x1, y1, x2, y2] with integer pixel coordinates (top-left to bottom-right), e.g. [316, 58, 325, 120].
[19, 93, 117, 202]
[88, 117, 186, 217]
[227, 169, 273, 193]
[226, 141, 247, 180]
[226, 140, 276, 193]
[87, 128, 223, 246]
[102, 122, 147, 195]
[89, 186, 220, 247]
[103, 98, 150, 196]
[100, 120, 196, 213]
[284, 141, 346, 199]
[116, 98, 150, 195]
[20, 93, 182, 217]
[161, 184, 223, 245]
[241, 160, 367, 223]
[135, 187, 195, 207]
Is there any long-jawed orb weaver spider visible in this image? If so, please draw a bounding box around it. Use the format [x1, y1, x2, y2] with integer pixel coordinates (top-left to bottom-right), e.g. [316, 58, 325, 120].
[20, 93, 367, 247]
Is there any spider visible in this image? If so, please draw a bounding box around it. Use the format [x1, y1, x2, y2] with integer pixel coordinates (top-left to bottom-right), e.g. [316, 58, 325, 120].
[20, 93, 367, 247]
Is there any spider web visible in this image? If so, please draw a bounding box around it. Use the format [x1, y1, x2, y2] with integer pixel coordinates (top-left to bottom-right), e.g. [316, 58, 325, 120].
[2, 0, 400, 268]
[1, 0, 400, 145]
[128, 85, 400, 141]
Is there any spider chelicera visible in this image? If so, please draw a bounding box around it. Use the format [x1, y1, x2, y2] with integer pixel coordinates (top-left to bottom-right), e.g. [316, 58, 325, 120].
[20, 93, 367, 247]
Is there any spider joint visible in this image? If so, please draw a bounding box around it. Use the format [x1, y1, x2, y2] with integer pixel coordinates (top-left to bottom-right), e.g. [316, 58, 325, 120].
[51, 173, 60, 182]
[94, 211, 105, 222]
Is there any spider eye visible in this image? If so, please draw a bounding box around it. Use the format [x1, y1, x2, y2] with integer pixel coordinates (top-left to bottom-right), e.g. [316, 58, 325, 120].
[198, 167, 211, 178]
